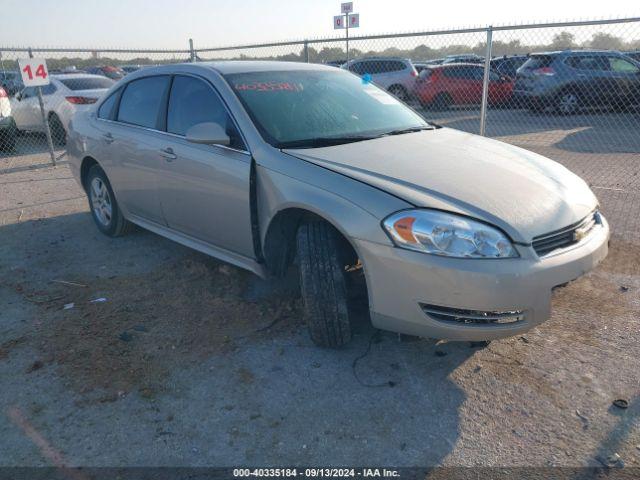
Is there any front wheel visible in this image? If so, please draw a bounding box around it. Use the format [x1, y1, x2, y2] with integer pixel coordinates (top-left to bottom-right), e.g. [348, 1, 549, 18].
[86, 165, 132, 237]
[296, 220, 352, 348]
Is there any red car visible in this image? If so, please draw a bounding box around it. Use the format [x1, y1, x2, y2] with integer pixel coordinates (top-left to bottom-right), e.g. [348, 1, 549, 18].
[413, 63, 514, 109]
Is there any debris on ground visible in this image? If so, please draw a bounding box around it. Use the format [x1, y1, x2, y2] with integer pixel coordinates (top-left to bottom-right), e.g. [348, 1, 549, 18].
[612, 399, 629, 409]
[63, 303, 75, 310]
[575, 409, 589, 429]
[619, 285, 629, 292]
[596, 453, 624, 468]
[52, 280, 88, 288]
[26, 360, 44, 373]
[89, 297, 107, 303]
[118, 331, 133, 342]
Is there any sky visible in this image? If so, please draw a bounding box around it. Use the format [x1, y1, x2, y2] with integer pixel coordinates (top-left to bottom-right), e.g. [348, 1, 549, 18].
[2, 0, 638, 49]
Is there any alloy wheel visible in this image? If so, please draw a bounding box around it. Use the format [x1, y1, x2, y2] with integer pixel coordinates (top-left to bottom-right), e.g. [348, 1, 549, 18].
[90, 177, 113, 227]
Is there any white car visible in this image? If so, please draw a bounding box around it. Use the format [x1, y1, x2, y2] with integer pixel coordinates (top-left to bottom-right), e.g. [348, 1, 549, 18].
[11, 74, 113, 145]
[0, 85, 17, 151]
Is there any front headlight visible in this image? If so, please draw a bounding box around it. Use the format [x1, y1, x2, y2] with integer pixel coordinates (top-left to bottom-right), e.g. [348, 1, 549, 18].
[383, 209, 518, 258]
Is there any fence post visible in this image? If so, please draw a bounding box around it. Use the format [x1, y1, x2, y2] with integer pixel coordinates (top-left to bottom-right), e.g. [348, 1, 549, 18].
[479, 26, 493, 137]
[303, 40, 309, 63]
[29, 47, 57, 166]
[189, 38, 196, 62]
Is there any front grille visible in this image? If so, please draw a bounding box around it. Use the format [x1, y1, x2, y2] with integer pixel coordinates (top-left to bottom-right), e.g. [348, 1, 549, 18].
[532, 212, 599, 257]
[420, 304, 525, 325]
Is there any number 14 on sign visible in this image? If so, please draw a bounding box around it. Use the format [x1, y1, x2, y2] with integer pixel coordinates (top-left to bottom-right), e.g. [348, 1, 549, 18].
[18, 58, 50, 87]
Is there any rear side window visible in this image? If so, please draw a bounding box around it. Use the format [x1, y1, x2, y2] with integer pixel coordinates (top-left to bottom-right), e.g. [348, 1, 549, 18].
[609, 57, 640, 73]
[521, 55, 554, 70]
[41, 83, 57, 95]
[60, 78, 114, 90]
[349, 62, 368, 75]
[117, 76, 170, 128]
[98, 90, 119, 120]
[565, 56, 608, 71]
[167, 75, 245, 150]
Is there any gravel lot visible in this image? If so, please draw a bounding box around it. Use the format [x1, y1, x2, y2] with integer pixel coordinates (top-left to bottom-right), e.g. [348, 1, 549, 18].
[0, 109, 638, 468]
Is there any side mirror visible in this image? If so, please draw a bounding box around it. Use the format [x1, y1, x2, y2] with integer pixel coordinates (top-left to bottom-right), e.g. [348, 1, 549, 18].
[185, 122, 230, 146]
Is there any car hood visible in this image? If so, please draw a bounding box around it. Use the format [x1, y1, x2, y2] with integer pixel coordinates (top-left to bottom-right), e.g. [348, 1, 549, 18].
[284, 128, 598, 243]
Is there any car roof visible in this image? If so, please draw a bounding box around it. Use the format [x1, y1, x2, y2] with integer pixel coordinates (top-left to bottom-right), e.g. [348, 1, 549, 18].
[51, 73, 111, 80]
[347, 57, 411, 63]
[532, 49, 621, 56]
[435, 62, 484, 68]
[133, 61, 341, 76]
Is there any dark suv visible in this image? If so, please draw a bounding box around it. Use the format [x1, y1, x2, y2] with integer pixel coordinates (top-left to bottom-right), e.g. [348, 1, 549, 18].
[515, 50, 640, 114]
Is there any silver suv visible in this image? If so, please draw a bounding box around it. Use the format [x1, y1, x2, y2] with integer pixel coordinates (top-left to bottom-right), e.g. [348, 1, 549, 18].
[342, 57, 418, 101]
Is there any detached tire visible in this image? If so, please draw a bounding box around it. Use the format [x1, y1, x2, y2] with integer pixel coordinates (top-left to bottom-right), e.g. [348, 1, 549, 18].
[86, 164, 132, 237]
[296, 220, 352, 348]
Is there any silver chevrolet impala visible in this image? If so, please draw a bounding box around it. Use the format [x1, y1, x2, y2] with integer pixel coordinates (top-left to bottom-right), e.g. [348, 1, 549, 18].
[66, 61, 609, 348]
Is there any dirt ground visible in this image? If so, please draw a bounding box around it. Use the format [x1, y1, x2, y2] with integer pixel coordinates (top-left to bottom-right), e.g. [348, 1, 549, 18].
[0, 117, 639, 468]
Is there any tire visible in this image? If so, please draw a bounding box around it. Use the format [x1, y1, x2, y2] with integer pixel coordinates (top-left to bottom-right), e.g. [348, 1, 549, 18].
[388, 85, 408, 102]
[431, 92, 452, 111]
[48, 113, 66, 146]
[86, 165, 132, 237]
[0, 119, 17, 151]
[296, 220, 352, 348]
[554, 91, 581, 115]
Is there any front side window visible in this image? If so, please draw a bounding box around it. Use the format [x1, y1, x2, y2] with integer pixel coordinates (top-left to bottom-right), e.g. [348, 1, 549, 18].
[226, 69, 429, 148]
[167, 75, 245, 150]
[117, 76, 170, 129]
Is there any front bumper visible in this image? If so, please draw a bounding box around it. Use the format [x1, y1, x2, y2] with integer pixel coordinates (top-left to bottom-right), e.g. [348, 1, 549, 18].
[355, 217, 610, 341]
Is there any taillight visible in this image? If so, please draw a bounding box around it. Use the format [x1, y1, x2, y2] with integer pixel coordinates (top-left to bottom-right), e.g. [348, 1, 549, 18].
[532, 67, 555, 76]
[411, 70, 418, 77]
[0, 87, 7, 98]
[66, 96, 98, 104]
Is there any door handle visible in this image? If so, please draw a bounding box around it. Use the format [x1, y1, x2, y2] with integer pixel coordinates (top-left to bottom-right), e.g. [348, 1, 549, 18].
[102, 132, 114, 144]
[159, 147, 177, 161]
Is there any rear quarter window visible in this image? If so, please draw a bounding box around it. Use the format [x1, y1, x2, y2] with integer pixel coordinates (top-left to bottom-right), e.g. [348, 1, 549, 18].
[98, 90, 120, 120]
[521, 55, 554, 70]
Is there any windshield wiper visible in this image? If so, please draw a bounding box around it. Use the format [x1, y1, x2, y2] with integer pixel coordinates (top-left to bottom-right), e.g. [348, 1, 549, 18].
[379, 125, 437, 136]
[278, 135, 379, 149]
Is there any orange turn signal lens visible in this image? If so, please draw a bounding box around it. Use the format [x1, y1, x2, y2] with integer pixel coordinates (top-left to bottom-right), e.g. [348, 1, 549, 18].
[393, 216, 417, 243]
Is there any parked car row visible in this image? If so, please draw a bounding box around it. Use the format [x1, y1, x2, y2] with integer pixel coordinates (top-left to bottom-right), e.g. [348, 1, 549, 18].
[342, 57, 514, 109]
[0, 73, 114, 150]
[342, 49, 640, 113]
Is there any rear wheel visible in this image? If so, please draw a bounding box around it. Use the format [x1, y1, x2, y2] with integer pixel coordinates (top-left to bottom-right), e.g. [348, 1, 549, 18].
[48, 113, 66, 146]
[388, 85, 409, 102]
[86, 165, 132, 237]
[431, 92, 452, 111]
[296, 220, 352, 348]
[0, 119, 17, 151]
[554, 91, 581, 115]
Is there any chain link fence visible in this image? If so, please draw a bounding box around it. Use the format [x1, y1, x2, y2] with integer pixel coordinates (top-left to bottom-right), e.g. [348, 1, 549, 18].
[1, 17, 639, 237]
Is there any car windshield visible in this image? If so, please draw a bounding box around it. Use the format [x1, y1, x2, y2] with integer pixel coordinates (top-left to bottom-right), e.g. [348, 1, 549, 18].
[59, 77, 115, 90]
[225, 69, 430, 148]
